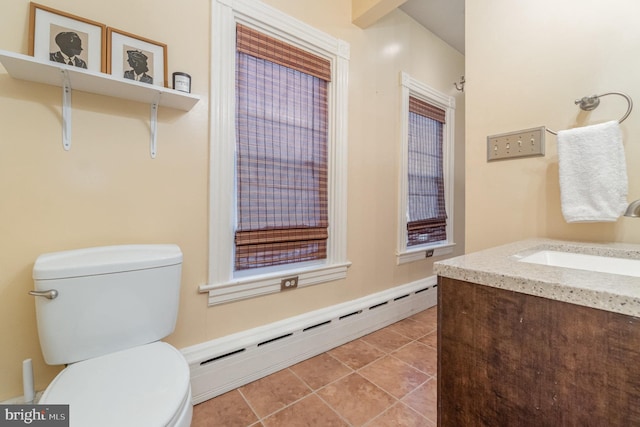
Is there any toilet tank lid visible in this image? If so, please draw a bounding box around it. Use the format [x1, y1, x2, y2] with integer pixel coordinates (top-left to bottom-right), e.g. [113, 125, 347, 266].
[33, 244, 182, 280]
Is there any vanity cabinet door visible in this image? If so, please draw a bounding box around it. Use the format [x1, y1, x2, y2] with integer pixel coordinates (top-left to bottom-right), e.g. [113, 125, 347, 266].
[437, 276, 640, 427]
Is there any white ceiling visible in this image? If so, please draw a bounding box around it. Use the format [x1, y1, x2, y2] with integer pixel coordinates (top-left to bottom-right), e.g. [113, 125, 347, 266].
[399, 0, 465, 54]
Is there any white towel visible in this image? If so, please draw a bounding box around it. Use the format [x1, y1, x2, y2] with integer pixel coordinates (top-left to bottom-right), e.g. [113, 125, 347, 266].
[557, 120, 628, 222]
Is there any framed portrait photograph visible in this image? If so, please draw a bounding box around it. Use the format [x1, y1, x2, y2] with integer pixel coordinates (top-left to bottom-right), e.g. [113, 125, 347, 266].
[28, 2, 106, 72]
[107, 28, 168, 88]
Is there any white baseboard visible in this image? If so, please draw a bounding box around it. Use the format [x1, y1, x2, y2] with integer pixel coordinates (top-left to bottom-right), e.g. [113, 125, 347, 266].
[182, 276, 438, 404]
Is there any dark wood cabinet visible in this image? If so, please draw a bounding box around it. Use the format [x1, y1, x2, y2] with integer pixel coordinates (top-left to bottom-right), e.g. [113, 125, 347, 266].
[438, 276, 640, 426]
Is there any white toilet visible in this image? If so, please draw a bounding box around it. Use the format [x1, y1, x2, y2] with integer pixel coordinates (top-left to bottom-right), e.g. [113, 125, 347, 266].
[30, 244, 192, 427]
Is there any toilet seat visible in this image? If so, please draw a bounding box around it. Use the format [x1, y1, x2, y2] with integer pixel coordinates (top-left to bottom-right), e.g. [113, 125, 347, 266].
[39, 341, 192, 427]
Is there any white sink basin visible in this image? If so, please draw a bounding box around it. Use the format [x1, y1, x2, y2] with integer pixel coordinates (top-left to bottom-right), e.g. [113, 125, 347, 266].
[518, 250, 640, 278]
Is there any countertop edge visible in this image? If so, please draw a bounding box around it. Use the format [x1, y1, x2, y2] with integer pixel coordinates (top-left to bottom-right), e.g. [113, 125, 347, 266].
[434, 239, 640, 317]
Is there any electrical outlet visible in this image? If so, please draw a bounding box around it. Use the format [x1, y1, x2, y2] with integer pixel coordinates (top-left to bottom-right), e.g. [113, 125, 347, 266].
[487, 126, 545, 161]
[280, 276, 299, 291]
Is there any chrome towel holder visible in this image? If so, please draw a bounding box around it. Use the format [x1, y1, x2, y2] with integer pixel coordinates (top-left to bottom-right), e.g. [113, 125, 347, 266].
[546, 92, 633, 135]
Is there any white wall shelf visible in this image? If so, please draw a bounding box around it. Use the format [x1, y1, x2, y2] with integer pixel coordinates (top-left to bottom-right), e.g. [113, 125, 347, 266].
[0, 49, 200, 158]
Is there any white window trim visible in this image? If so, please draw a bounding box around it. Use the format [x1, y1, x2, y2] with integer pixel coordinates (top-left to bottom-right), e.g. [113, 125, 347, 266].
[200, 0, 351, 306]
[397, 72, 456, 265]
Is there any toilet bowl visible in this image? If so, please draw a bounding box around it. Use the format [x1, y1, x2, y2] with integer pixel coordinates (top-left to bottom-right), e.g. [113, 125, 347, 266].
[31, 244, 192, 427]
[39, 342, 192, 427]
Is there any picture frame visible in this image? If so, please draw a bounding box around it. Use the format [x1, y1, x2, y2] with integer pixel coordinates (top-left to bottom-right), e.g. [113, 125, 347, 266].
[28, 2, 106, 72]
[107, 28, 168, 88]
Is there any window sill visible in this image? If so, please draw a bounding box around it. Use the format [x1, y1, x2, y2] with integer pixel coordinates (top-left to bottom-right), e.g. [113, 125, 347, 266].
[199, 261, 352, 306]
[396, 242, 456, 265]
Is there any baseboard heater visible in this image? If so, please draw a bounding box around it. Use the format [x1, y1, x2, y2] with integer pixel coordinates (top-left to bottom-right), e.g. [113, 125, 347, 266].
[182, 276, 438, 404]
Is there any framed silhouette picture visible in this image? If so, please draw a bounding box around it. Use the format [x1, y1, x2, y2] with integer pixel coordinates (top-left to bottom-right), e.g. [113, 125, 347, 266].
[107, 28, 168, 88]
[28, 2, 106, 72]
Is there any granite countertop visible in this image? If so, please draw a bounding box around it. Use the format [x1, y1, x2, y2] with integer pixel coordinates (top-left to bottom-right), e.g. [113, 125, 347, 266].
[434, 238, 640, 317]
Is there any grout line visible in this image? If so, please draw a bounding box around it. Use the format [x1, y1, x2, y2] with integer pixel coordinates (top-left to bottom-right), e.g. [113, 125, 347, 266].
[257, 359, 358, 425]
[195, 305, 439, 427]
[263, 366, 356, 426]
[251, 368, 314, 423]
[236, 387, 263, 425]
[313, 390, 355, 427]
[361, 401, 433, 427]
[257, 387, 311, 424]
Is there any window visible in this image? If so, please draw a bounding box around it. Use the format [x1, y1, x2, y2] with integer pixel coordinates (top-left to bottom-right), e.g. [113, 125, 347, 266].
[406, 96, 447, 247]
[397, 72, 456, 264]
[235, 24, 329, 271]
[202, 0, 350, 306]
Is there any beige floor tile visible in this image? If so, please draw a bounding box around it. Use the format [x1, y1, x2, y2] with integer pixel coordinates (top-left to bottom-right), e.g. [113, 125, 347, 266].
[361, 327, 412, 353]
[239, 369, 311, 419]
[261, 394, 347, 427]
[386, 317, 435, 340]
[366, 402, 435, 427]
[192, 390, 258, 427]
[317, 373, 396, 426]
[402, 377, 437, 423]
[418, 330, 437, 349]
[328, 338, 386, 370]
[290, 353, 352, 390]
[359, 355, 429, 399]
[392, 341, 438, 375]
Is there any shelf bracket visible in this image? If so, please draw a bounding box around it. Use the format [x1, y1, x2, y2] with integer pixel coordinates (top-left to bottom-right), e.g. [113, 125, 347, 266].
[61, 69, 72, 151]
[150, 92, 161, 159]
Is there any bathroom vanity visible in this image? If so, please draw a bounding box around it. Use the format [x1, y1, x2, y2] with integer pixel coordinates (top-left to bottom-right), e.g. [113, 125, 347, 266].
[434, 239, 640, 426]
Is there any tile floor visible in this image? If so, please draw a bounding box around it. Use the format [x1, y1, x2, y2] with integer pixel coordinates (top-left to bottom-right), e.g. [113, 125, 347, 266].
[192, 305, 438, 427]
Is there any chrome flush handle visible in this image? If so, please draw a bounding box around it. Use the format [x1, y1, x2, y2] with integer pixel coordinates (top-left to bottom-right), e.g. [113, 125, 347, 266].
[28, 289, 58, 300]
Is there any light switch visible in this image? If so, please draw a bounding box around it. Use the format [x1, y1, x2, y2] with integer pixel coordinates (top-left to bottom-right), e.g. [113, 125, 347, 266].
[487, 126, 545, 161]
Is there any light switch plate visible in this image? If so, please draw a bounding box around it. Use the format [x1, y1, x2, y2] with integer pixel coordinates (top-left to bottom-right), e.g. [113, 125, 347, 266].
[487, 126, 545, 161]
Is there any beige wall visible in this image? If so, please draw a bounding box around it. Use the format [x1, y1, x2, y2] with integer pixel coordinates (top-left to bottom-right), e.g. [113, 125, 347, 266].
[0, 0, 463, 400]
[351, 0, 407, 28]
[466, 0, 640, 252]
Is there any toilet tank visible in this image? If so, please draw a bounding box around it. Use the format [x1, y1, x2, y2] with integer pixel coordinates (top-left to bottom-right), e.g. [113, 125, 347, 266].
[32, 244, 183, 365]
